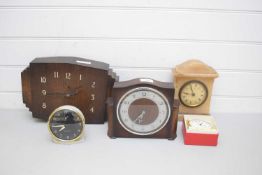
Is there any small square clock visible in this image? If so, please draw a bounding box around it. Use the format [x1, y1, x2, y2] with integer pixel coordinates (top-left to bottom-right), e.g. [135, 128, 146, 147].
[183, 115, 219, 146]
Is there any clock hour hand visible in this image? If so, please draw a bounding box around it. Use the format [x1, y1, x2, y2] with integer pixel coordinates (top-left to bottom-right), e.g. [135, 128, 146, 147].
[134, 110, 146, 124]
[52, 125, 65, 132]
[190, 84, 195, 96]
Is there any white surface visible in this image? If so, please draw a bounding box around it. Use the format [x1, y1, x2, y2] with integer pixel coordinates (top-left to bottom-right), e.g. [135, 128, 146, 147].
[0, 0, 262, 113]
[0, 109, 262, 175]
[1, 0, 262, 11]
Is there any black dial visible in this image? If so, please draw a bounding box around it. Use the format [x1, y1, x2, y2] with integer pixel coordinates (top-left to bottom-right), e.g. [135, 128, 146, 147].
[48, 105, 85, 143]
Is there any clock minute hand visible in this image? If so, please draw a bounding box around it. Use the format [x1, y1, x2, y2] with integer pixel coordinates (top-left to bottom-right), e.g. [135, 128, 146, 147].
[52, 125, 65, 131]
[65, 86, 82, 97]
[134, 110, 146, 124]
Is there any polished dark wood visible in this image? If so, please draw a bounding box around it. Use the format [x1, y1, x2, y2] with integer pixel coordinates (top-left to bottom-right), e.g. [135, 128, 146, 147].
[107, 78, 180, 139]
[21, 57, 117, 124]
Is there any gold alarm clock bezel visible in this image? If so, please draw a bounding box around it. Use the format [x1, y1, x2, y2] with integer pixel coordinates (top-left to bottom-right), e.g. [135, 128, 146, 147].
[48, 105, 85, 144]
[179, 80, 208, 108]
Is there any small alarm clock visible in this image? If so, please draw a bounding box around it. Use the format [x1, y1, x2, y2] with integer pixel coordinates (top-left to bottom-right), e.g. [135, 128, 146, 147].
[107, 78, 180, 140]
[183, 115, 219, 146]
[48, 105, 85, 144]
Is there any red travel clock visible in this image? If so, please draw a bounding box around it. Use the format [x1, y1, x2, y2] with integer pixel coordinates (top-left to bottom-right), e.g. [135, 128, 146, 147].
[183, 115, 219, 146]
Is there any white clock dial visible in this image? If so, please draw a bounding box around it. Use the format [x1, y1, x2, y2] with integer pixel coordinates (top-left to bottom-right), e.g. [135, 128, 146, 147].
[117, 87, 171, 135]
[188, 119, 212, 130]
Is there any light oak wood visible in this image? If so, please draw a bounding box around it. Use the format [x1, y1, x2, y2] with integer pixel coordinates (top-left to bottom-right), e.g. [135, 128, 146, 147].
[173, 60, 218, 117]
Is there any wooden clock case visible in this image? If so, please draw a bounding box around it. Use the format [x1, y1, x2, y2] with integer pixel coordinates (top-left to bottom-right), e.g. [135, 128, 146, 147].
[107, 78, 180, 140]
[173, 60, 218, 116]
[21, 56, 117, 124]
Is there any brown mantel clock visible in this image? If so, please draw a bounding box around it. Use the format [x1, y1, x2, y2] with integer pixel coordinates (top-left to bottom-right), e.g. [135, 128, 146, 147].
[172, 60, 218, 119]
[21, 56, 117, 124]
[107, 78, 180, 140]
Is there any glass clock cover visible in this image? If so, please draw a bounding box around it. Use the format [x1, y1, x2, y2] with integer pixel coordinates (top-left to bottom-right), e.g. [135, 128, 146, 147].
[48, 105, 85, 143]
[184, 115, 218, 134]
[117, 87, 171, 135]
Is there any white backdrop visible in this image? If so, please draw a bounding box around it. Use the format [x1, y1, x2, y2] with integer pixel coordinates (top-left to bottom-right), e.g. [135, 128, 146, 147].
[0, 0, 262, 113]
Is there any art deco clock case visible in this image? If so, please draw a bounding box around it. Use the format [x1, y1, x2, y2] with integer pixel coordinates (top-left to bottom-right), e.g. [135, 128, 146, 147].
[107, 78, 180, 140]
[21, 57, 118, 124]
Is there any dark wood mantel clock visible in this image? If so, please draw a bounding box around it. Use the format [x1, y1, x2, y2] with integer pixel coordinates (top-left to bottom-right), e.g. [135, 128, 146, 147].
[107, 78, 180, 140]
[21, 56, 118, 124]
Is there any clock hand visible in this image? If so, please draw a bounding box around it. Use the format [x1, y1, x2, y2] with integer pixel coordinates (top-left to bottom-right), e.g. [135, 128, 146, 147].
[134, 110, 146, 124]
[52, 125, 65, 132]
[183, 92, 190, 95]
[46, 86, 82, 97]
[65, 89, 80, 97]
[190, 84, 195, 96]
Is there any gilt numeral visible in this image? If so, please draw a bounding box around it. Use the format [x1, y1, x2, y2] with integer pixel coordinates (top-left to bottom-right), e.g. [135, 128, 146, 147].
[40, 76, 46, 83]
[79, 74, 82, 80]
[91, 94, 95, 101]
[54, 72, 59, 78]
[42, 90, 46, 96]
[91, 81, 96, 88]
[65, 73, 71, 79]
[90, 107, 94, 113]
[42, 102, 47, 109]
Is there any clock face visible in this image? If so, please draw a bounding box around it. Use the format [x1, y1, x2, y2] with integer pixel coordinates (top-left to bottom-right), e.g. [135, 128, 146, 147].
[117, 87, 171, 135]
[24, 57, 115, 124]
[48, 105, 85, 142]
[188, 119, 212, 130]
[179, 80, 208, 107]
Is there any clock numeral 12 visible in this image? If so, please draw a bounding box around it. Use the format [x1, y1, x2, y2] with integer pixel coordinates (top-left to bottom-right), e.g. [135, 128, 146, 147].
[65, 73, 71, 79]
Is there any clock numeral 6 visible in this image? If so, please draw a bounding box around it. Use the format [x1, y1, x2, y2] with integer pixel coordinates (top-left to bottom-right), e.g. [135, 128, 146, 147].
[42, 102, 47, 109]
[40, 76, 46, 83]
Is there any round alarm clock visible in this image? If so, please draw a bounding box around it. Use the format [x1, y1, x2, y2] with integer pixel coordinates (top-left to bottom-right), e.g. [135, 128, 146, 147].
[48, 105, 85, 143]
[107, 78, 180, 140]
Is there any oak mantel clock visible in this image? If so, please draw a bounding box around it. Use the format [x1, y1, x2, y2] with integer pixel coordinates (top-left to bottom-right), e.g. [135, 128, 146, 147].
[173, 60, 218, 118]
[107, 78, 180, 140]
[21, 56, 117, 124]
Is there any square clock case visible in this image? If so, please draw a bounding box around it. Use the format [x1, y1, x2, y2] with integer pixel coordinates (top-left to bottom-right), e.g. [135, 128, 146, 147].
[183, 115, 219, 146]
